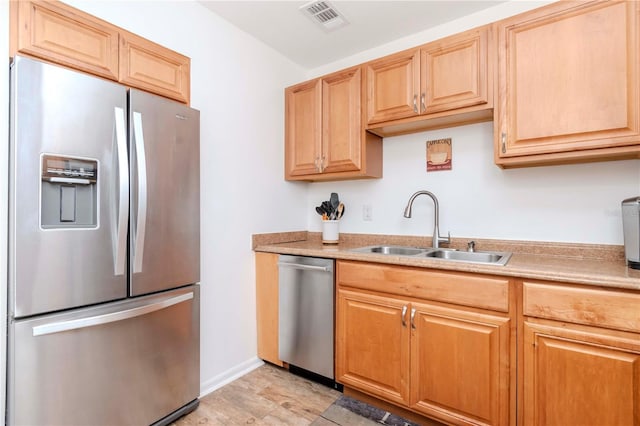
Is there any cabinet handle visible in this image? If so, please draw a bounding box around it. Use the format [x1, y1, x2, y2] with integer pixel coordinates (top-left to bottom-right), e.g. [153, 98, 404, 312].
[410, 308, 416, 329]
[321, 155, 326, 172]
[501, 132, 506, 154]
[401, 305, 408, 327]
[413, 95, 418, 113]
[420, 93, 426, 113]
[314, 157, 321, 172]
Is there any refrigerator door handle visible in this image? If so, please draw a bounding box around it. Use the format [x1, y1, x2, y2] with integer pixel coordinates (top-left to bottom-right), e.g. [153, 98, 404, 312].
[114, 107, 129, 276]
[32, 292, 194, 336]
[132, 111, 148, 273]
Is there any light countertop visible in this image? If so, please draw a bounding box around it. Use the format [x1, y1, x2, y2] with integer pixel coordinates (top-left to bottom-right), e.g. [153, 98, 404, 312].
[254, 232, 640, 292]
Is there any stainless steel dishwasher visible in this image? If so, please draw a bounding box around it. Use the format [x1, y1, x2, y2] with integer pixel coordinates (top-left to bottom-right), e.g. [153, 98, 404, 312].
[278, 255, 335, 380]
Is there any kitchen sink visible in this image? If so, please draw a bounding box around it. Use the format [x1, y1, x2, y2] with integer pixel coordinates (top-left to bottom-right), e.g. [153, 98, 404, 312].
[416, 249, 512, 266]
[350, 245, 511, 266]
[350, 245, 430, 256]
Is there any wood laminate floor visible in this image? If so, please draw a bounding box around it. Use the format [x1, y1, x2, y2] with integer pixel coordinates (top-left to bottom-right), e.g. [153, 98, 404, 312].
[173, 363, 381, 425]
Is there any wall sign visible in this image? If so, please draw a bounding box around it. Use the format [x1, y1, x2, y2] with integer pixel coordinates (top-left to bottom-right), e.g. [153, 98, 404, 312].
[426, 138, 452, 172]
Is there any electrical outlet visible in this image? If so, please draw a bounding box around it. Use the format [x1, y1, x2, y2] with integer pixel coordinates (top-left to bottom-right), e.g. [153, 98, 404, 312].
[363, 204, 373, 221]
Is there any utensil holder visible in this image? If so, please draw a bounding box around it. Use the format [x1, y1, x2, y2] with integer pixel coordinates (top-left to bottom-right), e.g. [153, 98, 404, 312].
[322, 220, 339, 244]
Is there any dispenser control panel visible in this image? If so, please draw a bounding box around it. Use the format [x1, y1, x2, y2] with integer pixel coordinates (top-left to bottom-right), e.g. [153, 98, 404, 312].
[42, 155, 97, 183]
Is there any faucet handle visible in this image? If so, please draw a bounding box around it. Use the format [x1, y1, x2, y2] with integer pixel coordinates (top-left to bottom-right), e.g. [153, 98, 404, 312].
[438, 231, 451, 246]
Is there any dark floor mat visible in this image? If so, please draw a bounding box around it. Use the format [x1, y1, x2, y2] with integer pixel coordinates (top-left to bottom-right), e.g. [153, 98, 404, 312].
[333, 395, 421, 426]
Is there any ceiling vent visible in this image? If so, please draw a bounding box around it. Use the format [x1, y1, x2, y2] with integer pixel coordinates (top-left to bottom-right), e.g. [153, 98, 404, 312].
[300, 0, 349, 32]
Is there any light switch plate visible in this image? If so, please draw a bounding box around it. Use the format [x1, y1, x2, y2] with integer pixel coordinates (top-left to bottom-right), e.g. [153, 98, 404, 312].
[362, 204, 372, 221]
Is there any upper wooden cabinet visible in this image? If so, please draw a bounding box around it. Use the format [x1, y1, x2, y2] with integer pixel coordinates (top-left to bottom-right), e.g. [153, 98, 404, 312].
[285, 66, 382, 182]
[366, 25, 494, 137]
[285, 79, 322, 177]
[495, 0, 640, 167]
[365, 49, 420, 124]
[10, 0, 191, 104]
[10, 0, 120, 80]
[119, 30, 190, 104]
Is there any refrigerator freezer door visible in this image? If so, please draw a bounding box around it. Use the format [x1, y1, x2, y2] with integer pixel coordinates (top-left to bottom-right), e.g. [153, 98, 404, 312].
[9, 56, 129, 318]
[8, 285, 200, 426]
[129, 89, 200, 296]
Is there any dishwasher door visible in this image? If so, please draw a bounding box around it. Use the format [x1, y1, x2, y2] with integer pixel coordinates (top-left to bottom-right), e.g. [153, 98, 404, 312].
[278, 255, 335, 379]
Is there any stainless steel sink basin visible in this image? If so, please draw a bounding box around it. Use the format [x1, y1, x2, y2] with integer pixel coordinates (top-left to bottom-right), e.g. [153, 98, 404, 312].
[416, 249, 512, 266]
[350, 245, 512, 266]
[351, 245, 429, 256]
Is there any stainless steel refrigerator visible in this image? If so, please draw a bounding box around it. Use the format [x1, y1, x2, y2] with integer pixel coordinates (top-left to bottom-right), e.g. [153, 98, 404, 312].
[7, 56, 201, 426]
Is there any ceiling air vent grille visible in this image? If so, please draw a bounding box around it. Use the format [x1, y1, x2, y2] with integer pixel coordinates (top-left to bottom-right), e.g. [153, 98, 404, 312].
[300, 1, 349, 32]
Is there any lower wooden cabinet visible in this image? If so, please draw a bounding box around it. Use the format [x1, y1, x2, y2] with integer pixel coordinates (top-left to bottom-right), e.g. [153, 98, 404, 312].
[411, 303, 510, 425]
[255, 252, 283, 366]
[521, 280, 640, 426]
[523, 320, 640, 426]
[336, 289, 410, 406]
[336, 261, 513, 426]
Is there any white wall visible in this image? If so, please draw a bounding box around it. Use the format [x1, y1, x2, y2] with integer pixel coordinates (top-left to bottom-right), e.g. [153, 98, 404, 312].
[307, 122, 640, 244]
[305, 1, 640, 246]
[2, 0, 308, 397]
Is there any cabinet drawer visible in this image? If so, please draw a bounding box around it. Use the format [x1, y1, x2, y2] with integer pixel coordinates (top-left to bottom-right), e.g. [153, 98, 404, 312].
[337, 261, 509, 312]
[523, 281, 640, 332]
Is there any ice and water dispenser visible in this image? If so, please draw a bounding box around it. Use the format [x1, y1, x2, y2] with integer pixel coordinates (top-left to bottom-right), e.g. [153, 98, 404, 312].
[40, 154, 98, 229]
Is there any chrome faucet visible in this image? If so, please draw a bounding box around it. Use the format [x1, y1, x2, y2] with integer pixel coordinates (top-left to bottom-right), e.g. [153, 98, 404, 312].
[403, 190, 450, 249]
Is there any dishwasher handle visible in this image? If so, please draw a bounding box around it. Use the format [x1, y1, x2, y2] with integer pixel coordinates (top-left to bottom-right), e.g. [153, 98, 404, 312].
[278, 262, 331, 272]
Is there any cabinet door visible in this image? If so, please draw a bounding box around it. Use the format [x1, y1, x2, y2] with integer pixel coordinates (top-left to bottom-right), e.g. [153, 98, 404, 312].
[366, 49, 420, 124]
[496, 1, 640, 162]
[255, 252, 283, 367]
[119, 30, 191, 104]
[421, 26, 491, 115]
[524, 321, 640, 426]
[10, 0, 119, 80]
[322, 67, 362, 174]
[336, 289, 410, 406]
[285, 79, 322, 178]
[410, 302, 511, 426]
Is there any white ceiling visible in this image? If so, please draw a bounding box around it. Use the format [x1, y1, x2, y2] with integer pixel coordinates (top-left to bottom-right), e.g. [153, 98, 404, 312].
[200, 1, 505, 69]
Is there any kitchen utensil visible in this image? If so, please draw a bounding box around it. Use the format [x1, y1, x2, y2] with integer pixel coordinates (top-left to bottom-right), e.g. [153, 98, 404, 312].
[336, 203, 344, 219]
[316, 206, 325, 216]
[330, 193, 339, 210]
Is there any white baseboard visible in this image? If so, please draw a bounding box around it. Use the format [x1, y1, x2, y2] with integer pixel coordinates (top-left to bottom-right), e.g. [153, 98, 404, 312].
[199, 357, 264, 397]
